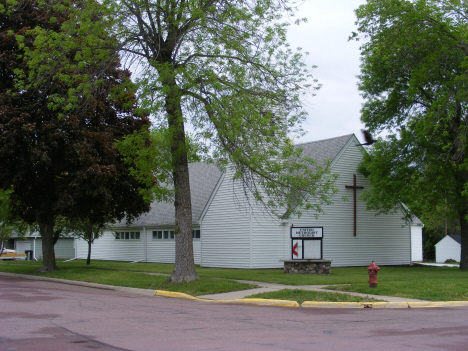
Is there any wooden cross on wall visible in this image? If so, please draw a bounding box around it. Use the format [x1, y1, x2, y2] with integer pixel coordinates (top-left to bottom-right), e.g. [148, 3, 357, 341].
[345, 174, 364, 237]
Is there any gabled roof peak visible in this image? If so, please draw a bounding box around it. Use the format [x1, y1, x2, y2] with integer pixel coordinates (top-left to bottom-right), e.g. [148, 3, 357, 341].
[295, 134, 355, 148]
[296, 134, 355, 165]
[449, 235, 461, 244]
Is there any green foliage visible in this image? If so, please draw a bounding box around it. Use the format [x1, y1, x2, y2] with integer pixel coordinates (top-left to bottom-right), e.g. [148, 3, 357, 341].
[0, 0, 151, 271]
[59, 218, 106, 242]
[20, 0, 336, 219]
[423, 227, 445, 260]
[57, 216, 108, 265]
[13, 0, 119, 114]
[116, 126, 202, 203]
[0, 189, 31, 252]
[134, 0, 332, 217]
[354, 0, 468, 268]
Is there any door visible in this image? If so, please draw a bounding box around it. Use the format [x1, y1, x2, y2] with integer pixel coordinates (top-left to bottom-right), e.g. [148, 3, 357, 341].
[16, 241, 31, 254]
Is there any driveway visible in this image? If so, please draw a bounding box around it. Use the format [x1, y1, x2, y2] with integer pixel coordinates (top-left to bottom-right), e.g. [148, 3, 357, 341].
[1, 274, 467, 351]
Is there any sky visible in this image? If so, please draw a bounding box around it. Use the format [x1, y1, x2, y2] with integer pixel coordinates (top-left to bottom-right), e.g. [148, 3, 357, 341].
[287, 0, 368, 144]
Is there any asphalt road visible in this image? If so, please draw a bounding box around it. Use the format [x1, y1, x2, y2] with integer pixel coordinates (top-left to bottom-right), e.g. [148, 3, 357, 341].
[1, 275, 467, 351]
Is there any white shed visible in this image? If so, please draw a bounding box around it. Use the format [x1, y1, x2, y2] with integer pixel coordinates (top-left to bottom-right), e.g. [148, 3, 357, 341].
[435, 235, 461, 263]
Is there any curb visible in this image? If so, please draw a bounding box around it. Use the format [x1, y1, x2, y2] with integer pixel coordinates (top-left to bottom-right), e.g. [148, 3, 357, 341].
[154, 290, 468, 308]
[155, 290, 300, 307]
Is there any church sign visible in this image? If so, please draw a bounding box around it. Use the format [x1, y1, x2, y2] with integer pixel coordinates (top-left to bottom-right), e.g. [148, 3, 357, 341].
[291, 227, 323, 260]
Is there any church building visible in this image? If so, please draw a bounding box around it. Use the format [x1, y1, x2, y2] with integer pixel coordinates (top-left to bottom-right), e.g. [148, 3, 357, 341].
[74, 134, 423, 267]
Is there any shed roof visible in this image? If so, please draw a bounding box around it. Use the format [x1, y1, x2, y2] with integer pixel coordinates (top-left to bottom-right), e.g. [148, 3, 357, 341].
[449, 235, 461, 245]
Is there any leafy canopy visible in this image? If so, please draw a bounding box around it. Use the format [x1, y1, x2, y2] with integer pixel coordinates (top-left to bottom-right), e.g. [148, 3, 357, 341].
[353, 0, 468, 268]
[22, 0, 338, 218]
[0, 0, 152, 271]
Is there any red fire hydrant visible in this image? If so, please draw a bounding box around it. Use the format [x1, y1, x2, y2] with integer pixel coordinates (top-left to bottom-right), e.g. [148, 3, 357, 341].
[367, 261, 380, 288]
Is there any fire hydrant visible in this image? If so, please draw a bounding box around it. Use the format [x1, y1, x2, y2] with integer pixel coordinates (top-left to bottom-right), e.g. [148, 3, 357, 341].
[367, 261, 380, 288]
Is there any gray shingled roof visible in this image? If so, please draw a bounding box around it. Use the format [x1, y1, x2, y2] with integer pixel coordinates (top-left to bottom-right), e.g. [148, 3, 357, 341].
[117, 162, 222, 228]
[411, 215, 424, 226]
[119, 135, 354, 227]
[449, 235, 461, 244]
[296, 134, 354, 165]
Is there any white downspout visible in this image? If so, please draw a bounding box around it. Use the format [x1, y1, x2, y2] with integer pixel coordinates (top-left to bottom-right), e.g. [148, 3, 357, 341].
[144, 227, 147, 262]
[249, 208, 253, 268]
[33, 237, 37, 261]
[282, 220, 290, 261]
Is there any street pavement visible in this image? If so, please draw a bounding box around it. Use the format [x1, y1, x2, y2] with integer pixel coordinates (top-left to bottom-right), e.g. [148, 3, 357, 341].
[1, 273, 468, 351]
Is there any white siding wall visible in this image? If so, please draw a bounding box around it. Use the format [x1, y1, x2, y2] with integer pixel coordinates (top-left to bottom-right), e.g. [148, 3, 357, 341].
[25, 238, 75, 260]
[411, 225, 423, 262]
[33, 238, 42, 259]
[145, 228, 201, 265]
[76, 229, 146, 262]
[250, 212, 286, 269]
[435, 236, 461, 262]
[287, 139, 412, 267]
[201, 138, 413, 268]
[54, 239, 75, 259]
[15, 240, 32, 253]
[200, 170, 252, 268]
[75, 227, 201, 264]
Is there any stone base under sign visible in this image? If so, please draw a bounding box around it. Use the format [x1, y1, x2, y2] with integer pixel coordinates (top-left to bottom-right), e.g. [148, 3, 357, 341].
[283, 260, 331, 275]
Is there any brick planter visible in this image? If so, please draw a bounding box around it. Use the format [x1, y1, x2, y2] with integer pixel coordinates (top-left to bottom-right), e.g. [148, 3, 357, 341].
[283, 260, 332, 274]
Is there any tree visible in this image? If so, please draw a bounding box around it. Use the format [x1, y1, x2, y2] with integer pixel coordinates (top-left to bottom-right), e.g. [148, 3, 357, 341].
[354, 0, 468, 269]
[25, 0, 338, 282]
[0, 0, 151, 271]
[57, 217, 107, 265]
[113, 0, 340, 282]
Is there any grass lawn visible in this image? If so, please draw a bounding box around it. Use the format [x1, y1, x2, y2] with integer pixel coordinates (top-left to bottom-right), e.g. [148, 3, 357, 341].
[325, 266, 468, 301]
[245, 289, 385, 304]
[1, 260, 467, 301]
[0, 261, 253, 296]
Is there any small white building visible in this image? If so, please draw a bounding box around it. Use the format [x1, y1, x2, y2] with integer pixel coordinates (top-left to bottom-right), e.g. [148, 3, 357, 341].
[10, 233, 75, 260]
[435, 235, 461, 263]
[75, 134, 424, 267]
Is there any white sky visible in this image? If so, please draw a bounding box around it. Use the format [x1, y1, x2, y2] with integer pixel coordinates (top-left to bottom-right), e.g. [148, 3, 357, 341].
[288, 0, 367, 144]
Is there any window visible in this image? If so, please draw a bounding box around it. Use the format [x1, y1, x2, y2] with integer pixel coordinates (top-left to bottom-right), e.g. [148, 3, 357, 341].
[153, 230, 175, 240]
[151, 230, 198, 240]
[115, 231, 140, 240]
[153, 231, 163, 239]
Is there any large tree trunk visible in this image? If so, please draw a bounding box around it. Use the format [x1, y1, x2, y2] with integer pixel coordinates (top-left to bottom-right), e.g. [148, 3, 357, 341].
[452, 109, 467, 270]
[86, 223, 93, 265]
[36, 212, 57, 272]
[455, 166, 468, 270]
[163, 74, 198, 283]
[459, 212, 468, 270]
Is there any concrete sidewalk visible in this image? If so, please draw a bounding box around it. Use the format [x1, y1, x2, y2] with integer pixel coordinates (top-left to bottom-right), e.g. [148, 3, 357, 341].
[197, 279, 427, 303]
